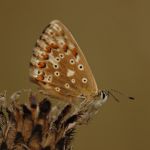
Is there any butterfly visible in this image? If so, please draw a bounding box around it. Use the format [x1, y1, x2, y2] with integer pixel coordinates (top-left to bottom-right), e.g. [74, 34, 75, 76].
[29, 20, 110, 103]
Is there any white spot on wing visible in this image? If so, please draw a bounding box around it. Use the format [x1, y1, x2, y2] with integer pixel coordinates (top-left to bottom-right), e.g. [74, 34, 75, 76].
[56, 37, 65, 47]
[53, 64, 59, 69]
[64, 83, 70, 89]
[71, 79, 76, 83]
[33, 48, 47, 59]
[55, 87, 60, 92]
[55, 57, 61, 62]
[31, 68, 42, 77]
[42, 34, 54, 44]
[36, 39, 47, 50]
[44, 75, 52, 83]
[82, 77, 88, 83]
[69, 59, 75, 65]
[67, 69, 75, 77]
[45, 28, 55, 36]
[76, 55, 80, 62]
[54, 71, 60, 77]
[59, 53, 64, 59]
[31, 57, 39, 66]
[68, 42, 75, 50]
[48, 54, 58, 65]
[51, 23, 63, 33]
[65, 50, 71, 55]
[78, 64, 84, 71]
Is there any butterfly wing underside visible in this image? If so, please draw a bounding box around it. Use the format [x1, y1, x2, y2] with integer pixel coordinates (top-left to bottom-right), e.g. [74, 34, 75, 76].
[30, 20, 98, 101]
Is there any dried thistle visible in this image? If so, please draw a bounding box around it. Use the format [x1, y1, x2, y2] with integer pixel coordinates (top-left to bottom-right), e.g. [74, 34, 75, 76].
[0, 90, 108, 150]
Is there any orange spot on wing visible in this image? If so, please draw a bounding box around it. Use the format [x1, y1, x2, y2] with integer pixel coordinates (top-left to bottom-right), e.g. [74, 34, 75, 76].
[72, 48, 78, 57]
[38, 62, 46, 68]
[37, 75, 44, 81]
[46, 43, 58, 51]
[50, 43, 59, 49]
[41, 53, 49, 60]
[63, 44, 68, 52]
[46, 46, 51, 52]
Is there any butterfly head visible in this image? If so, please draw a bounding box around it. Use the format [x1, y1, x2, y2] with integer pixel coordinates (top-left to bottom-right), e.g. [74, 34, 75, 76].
[97, 89, 135, 103]
[97, 89, 109, 104]
[96, 89, 120, 104]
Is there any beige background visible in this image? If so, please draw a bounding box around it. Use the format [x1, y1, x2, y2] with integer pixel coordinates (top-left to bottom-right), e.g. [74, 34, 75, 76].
[0, 0, 149, 150]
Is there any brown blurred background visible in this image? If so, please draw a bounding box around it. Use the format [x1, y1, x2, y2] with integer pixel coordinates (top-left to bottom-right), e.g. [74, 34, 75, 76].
[0, 0, 149, 149]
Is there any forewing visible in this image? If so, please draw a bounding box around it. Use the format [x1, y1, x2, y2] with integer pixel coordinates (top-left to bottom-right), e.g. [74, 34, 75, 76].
[29, 20, 98, 101]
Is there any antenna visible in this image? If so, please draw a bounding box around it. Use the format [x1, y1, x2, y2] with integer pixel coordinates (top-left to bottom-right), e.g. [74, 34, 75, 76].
[104, 89, 135, 102]
[107, 91, 120, 102]
[110, 89, 135, 100]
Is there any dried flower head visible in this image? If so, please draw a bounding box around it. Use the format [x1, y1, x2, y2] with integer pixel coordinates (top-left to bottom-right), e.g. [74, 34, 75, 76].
[0, 90, 107, 150]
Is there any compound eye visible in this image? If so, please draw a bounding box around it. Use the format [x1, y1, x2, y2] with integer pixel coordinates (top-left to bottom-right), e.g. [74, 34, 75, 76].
[100, 91, 106, 99]
[100, 90, 108, 103]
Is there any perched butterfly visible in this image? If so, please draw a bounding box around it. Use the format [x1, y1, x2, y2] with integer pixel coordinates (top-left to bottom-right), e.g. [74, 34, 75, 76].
[29, 20, 111, 102]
